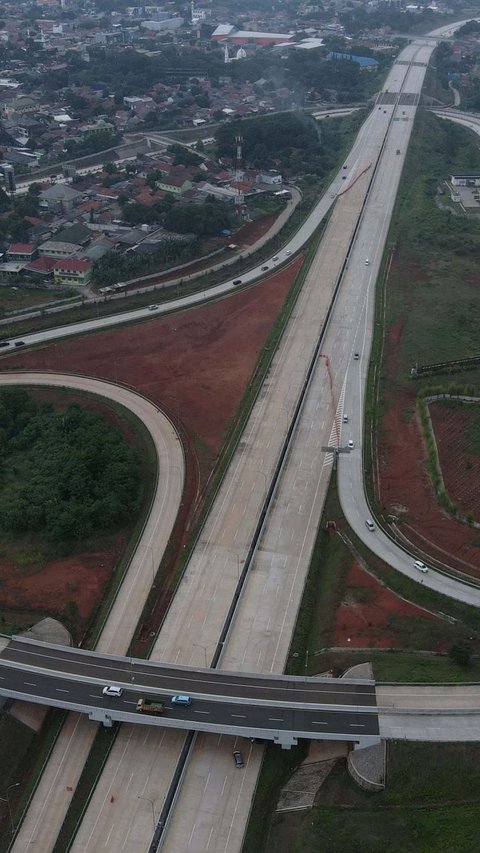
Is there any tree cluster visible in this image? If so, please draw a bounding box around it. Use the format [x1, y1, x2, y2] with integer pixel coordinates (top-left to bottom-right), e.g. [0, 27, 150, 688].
[0, 390, 141, 547]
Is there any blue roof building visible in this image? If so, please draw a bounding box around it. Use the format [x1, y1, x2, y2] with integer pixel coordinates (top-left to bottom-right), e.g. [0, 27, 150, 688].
[327, 52, 379, 68]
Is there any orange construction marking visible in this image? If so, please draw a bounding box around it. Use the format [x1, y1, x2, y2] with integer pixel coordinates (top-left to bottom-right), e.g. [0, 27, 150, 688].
[337, 162, 372, 197]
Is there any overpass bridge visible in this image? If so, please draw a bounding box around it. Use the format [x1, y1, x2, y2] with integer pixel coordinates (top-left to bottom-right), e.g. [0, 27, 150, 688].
[0, 636, 379, 749]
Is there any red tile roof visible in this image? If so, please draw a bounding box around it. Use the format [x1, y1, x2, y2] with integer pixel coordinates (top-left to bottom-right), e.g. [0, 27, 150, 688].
[53, 258, 91, 272]
[8, 243, 35, 254]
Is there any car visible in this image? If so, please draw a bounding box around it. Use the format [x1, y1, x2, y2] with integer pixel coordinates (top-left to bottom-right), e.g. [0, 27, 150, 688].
[414, 560, 429, 573]
[343, 414, 348, 423]
[233, 750, 245, 768]
[365, 519, 375, 532]
[343, 164, 348, 169]
[148, 304, 159, 311]
[14, 341, 25, 347]
[261, 265, 269, 271]
[0, 341, 10, 348]
[365, 259, 370, 265]
[354, 352, 360, 360]
[285, 250, 291, 255]
[342, 176, 347, 180]
[102, 685, 123, 697]
[348, 439, 354, 449]
[233, 279, 242, 286]
[272, 256, 279, 261]
[171, 694, 192, 706]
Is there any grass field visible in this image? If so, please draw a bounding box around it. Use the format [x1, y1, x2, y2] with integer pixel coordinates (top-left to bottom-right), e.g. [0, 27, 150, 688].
[264, 743, 480, 853]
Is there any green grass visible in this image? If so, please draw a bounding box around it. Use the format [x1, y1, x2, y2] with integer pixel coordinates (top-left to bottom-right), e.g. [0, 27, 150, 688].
[263, 743, 480, 853]
[0, 710, 66, 852]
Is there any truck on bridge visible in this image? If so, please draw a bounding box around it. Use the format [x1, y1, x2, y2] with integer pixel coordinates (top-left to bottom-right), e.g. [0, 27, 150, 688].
[136, 697, 165, 715]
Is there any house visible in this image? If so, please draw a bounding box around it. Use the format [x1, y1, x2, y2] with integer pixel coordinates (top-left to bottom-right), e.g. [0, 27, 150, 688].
[39, 240, 83, 259]
[39, 184, 83, 213]
[24, 256, 57, 278]
[157, 175, 193, 195]
[6, 242, 37, 262]
[53, 258, 92, 286]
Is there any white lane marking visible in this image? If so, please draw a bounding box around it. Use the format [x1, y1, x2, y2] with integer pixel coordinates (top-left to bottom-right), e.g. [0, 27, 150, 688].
[231, 714, 246, 719]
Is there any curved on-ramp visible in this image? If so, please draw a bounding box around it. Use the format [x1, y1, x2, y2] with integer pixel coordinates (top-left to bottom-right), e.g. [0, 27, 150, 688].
[0, 372, 184, 853]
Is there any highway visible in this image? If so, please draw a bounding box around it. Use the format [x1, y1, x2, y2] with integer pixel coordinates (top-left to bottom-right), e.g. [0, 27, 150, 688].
[6, 19, 480, 852]
[0, 637, 379, 745]
[68, 40, 440, 853]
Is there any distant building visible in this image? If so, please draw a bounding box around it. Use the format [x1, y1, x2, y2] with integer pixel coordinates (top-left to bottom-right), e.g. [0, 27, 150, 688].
[451, 175, 480, 187]
[39, 184, 83, 213]
[212, 24, 293, 47]
[2, 164, 15, 193]
[326, 52, 379, 69]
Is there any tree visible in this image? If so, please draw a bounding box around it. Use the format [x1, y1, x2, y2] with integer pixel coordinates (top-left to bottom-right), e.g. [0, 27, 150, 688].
[449, 641, 472, 668]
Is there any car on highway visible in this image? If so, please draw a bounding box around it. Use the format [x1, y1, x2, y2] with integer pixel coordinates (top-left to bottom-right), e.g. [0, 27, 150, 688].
[365, 519, 375, 532]
[233, 750, 245, 768]
[285, 250, 291, 255]
[414, 560, 429, 573]
[365, 259, 370, 265]
[354, 352, 360, 360]
[343, 415, 348, 423]
[102, 685, 123, 697]
[261, 266, 269, 271]
[348, 440, 354, 449]
[14, 341, 25, 347]
[148, 304, 159, 311]
[0, 341, 10, 348]
[233, 279, 242, 286]
[272, 256, 279, 261]
[171, 694, 192, 706]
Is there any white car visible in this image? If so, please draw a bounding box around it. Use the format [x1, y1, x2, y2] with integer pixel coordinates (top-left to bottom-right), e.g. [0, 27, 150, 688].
[365, 259, 370, 265]
[148, 304, 159, 311]
[103, 685, 123, 697]
[365, 520, 375, 532]
[414, 560, 429, 573]
[285, 249, 291, 255]
[348, 439, 354, 449]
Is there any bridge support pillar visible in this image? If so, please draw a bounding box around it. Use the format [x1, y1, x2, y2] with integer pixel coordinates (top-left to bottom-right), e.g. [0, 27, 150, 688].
[88, 710, 113, 728]
[275, 732, 298, 750]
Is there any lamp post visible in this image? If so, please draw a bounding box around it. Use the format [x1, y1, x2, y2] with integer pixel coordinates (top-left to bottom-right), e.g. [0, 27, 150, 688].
[194, 642, 209, 668]
[1, 782, 19, 833]
[138, 795, 156, 834]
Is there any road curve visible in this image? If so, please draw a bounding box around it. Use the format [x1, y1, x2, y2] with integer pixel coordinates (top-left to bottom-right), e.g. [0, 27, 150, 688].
[0, 372, 184, 853]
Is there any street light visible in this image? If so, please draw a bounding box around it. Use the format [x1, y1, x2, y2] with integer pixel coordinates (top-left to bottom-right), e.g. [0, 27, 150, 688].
[0, 782, 20, 833]
[138, 795, 156, 834]
[194, 642, 210, 668]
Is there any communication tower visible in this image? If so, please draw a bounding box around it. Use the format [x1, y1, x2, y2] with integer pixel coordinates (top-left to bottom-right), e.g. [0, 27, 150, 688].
[234, 135, 244, 207]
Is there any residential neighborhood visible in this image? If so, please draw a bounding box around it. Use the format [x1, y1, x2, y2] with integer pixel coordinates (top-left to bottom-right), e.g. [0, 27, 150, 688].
[0, 0, 476, 295]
